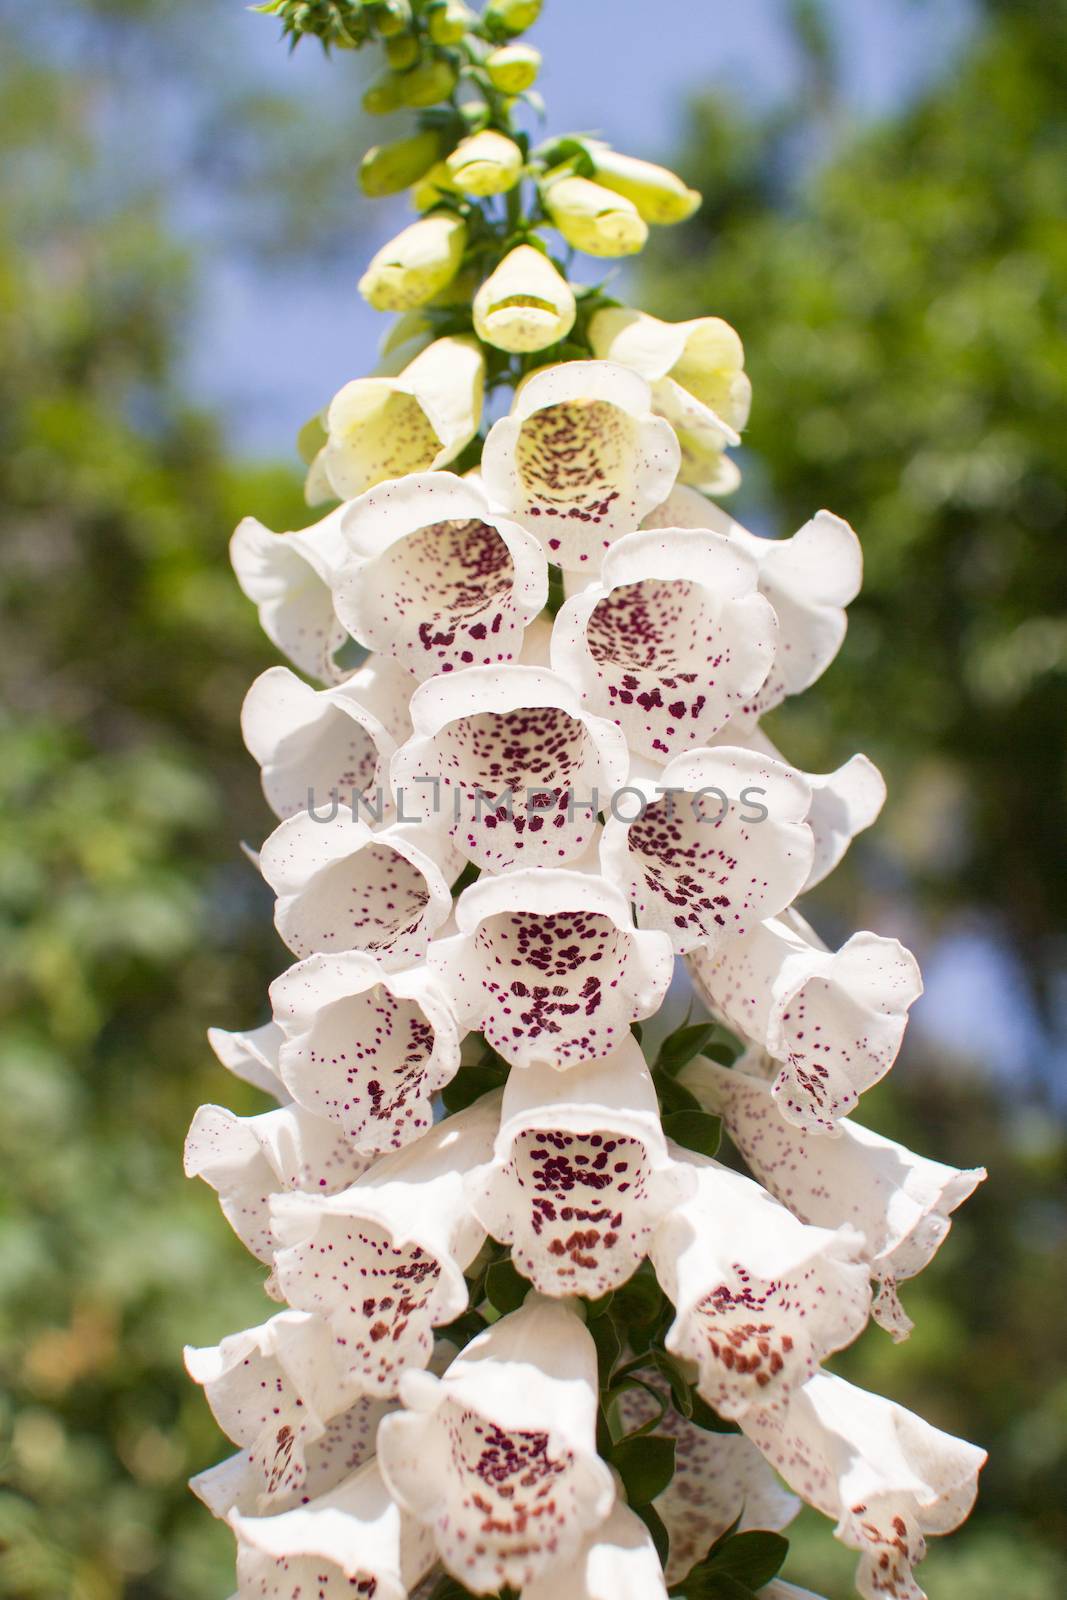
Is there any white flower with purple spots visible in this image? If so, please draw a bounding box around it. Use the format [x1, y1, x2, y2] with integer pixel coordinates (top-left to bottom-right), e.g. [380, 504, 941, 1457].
[688, 912, 923, 1132]
[377, 1295, 616, 1594]
[428, 868, 675, 1067]
[391, 664, 629, 871]
[270, 1095, 499, 1395]
[258, 811, 453, 968]
[599, 746, 814, 954]
[465, 1037, 695, 1297]
[740, 1372, 986, 1600]
[183, 1101, 373, 1268]
[549, 525, 777, 762]
[269, 949, 461, 1154]
[481, 360, 680, 570]
[650, 1149, 870, 1419]
[522, 1502, 670, 1600]
[206, 1019, 287, 1101]
[231, 504, 349, 684]
[682, 1057, 986, 1339]
[241, 656, 415, 822]
[334, 472, 548, 681]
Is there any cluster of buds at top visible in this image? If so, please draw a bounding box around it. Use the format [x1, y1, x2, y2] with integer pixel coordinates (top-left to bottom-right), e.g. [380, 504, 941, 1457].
[188, 5, 989, 1599]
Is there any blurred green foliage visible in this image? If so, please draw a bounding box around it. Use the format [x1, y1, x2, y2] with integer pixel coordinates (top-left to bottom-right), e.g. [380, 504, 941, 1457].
[0, 1, 1064, 1598]
[643, 1, 1067, 1595]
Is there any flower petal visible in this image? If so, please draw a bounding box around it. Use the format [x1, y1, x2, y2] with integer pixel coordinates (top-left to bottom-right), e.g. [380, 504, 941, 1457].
[230, 507, 349, 684]
[466, 1037, 694, 1296]
[599, 747, 813, 954]
[428, 868, 675, 1067]
[473, 244, 577, 354]
[270, 949, 461, 1154]
[391, 665, 629, 871]
[184, 1101, 374, 1265]
[481, 360, 680, 570]
[682, 1059, 985, 1339]
[270, 1095, 500, 1395]
[740, 1372, 986, 1600]
[377, 1295, 616, 1594]
[550, 526, 777, 762]
[207, 1021, 288, 1102]
[259, 812, 452, 969]
[651, 1149, 870, 1418]
[335, 472, 547, 680]
[231, 1457, 436, 1600]
[688, 914, 922, 1131]
[522, 1502, 669, 1600]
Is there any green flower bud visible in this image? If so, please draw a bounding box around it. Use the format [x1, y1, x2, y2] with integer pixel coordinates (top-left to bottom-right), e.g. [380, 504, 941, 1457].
[358, 213, 467, 310]
[362, 71, 405, 115]
[400, 55, 459, 107]
[385, 33, 420, 69]
[361, 129, 442, 198]
[409, 159, 461, 211]
[541, 173, 648, 258]
[473, 244, 576, 353]
[485, 43, 540, 94]
[373, 0, 410, 36]
[587, 144, 701, 225]
[428, 0, 474, 44]
[484, 0, 543, 33]
[446, 129, 523, 196]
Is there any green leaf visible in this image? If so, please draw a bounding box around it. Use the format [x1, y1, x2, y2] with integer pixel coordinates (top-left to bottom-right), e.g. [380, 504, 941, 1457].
[440, 1059, 508, 1113]
[661, 1109, 722, 1159]
[655, 1070, 704, 1114]
[687, 1390, 742, 1434]
[610, 1261, 663, 1327]
[484, 1257, 529, 1315]
[704, 1531, 789, 1589]
[658, 1021, 719, 1073]
[650, 1347, 694, 1419]
[635, 1500, 670, 1568]
[587, 1307, 621, 1385]
[609, 1433, 675, 1505]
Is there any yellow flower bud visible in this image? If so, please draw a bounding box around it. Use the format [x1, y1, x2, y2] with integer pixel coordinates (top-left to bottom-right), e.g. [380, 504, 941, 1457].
[485, 43, 540, 94]
[358, 213, 467, 311]
[541, 174, 648, 258]
[362, 72, 405, 115]
[586, 144, 700, 225]
[446, 129, 523, 197]
[473, 244, 576, 353]
[385, 33, 420, 69]
[484, 0, 543, 32]
[409, 160, 460, 211]
[428, 0, 474, 43]
[400, 55, 460, 107]
[360, 129, 442, 198]
[374, 0, 410, 36]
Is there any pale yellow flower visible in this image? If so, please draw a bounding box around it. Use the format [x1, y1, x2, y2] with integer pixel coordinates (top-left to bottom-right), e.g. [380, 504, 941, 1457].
[473, 245, 576, 353]
[586, 143, 700, 225]
[446, 130, 523, 197]
[358, 214, 467, 312]
[541, 174, 647, 258]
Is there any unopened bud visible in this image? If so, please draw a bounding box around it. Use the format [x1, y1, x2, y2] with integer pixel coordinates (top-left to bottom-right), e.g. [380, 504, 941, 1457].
[373, 0, 411, 36]
[362, 72, 405, 115]
[485, 43, 540, 94]
[541, 173, 648, 258]
[385, 33, 420, 69]
[400, 55, 459, 107]
[587, 144, 700, 225]
[446, 129, 523, 196]
[473, 244, 576, 353]
[428, 0, 474, 43]
[361, 129, 442, 198]
[483, 0, 543, 33]
[359, 213, 467, 311]
[410, 160, 460, 211]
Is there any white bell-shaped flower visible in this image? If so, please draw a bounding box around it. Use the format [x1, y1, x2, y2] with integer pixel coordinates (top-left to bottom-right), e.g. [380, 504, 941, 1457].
[428, 868, 675, 1067]
[644, 486, 862, 718]
[184, 1101, 373, 1266]
[651, 1149, 870, 1419]
[549, 526, 777, 762]
[683, 1058, 986, 1339]
[377, 1294, 616, 1594]
[184, 1310, 368, 1512]
[231, 504, 349, 684]
[617, 1376, 798, 1585]
[334, 472, 548, 680]
[324, 336, 485, 502]
[465, 1037, 695, 1297]
[207, 1020, 288, 1101]
[230, 1457, 436, 1600]
[480, 360, 680, 570]
[241, 656, 415, 822]
[599, 746, 813, 954]
[270, 1095, 500, 1395]
[688, 912, 923, 1133]
[522, 1502, 669, 1600]
[390, 665, 629, 872]
[258, 811, 453, 968]
[741, 1371, 986, 1600]
[589, 307, 750, 491]
[270, 949, 461, 1154]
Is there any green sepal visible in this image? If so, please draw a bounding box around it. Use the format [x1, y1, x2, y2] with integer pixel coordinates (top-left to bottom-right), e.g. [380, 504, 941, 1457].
[608, 1433, 675, 1505]
[484, 1256, 528, 1315]
[661, 1109, 722, 1159]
